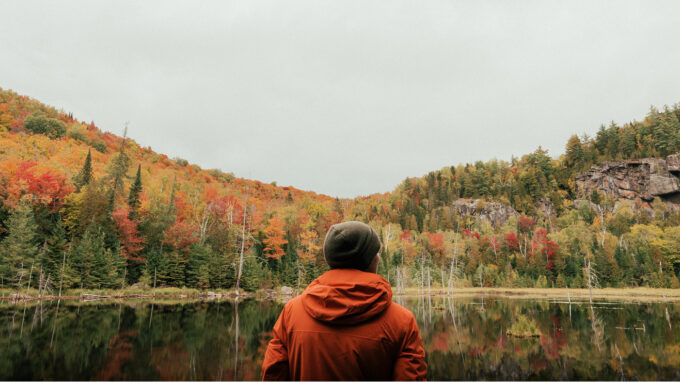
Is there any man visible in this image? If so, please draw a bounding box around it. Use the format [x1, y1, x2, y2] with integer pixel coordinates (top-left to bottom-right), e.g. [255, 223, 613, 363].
[262, 221, 427, 380]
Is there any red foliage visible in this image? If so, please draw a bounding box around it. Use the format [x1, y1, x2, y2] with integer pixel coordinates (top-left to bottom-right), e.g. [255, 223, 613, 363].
[173, 191, 192, 220]
[529, 228, 559, 271]
[399, 229, 412, 242]
[0, 160, 73, 211]
[504, 232, 519, 249]
[112, 208, 146, 262]
[463, 228, 480, 240]
[162, 219, 198, 253]
[517, 216, 536, 233]
[426, 232, 445, 254]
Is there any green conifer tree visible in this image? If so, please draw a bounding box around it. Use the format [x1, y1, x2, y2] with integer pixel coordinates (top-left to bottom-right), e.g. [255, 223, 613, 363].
[0, 200, 39, 287]
[161, 250, 186, 287]
[68, 224, 104, 288]
[127, 165, 143, 220]
[186, 244, 212, 288]
[73, 149, 93, 191]
[106, 128, 131, 211]
[43, 217, 68, 283]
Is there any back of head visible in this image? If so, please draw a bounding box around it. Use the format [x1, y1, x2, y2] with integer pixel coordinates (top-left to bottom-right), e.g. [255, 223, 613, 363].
[323, 221, 381, 271]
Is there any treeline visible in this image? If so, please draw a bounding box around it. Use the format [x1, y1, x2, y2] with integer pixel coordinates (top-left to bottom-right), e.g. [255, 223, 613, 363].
[0, 88, 343, 292]
[1, 89, 680, 292]
[366, 104, 680, 233]
[341, 103, 680, 289]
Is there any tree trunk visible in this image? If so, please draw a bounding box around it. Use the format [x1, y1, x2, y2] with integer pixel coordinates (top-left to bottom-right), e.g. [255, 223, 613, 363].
[235, 191, 249, 296]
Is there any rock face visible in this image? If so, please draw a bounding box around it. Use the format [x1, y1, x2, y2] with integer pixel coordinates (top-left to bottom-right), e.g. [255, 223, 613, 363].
[535, 198, 556, 218]
[575, 155, 680, 208]
[452, 199, 518, 227]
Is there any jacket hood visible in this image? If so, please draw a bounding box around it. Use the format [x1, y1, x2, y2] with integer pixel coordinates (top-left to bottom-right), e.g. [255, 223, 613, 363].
[301, 269, 392, 325]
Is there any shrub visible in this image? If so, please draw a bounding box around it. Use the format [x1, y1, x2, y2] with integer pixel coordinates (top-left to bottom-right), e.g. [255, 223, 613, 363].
[90, 140, 107, 153]
[24, 113, 66, 139]
[66, 122, 88, 142]
[173, 157, 188, 167]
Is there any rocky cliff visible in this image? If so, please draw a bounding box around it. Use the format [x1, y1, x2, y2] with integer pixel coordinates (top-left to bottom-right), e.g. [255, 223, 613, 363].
[575, 154, 680, 209]
[452, 198, 519, 227]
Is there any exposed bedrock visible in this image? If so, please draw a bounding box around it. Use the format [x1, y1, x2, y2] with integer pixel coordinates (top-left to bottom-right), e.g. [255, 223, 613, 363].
[575, 154, 680, 210]
[452, 198, 519, 227]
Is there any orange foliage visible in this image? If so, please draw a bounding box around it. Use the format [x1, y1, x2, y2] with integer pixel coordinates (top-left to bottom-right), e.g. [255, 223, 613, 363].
[162, 219, 199, 253]
[263, 215, 288, 259]
[426, 232, 445, 254]
[0, 160, 72, 211]
[0, 88, 339, 251]
[298, 229, 320, 260]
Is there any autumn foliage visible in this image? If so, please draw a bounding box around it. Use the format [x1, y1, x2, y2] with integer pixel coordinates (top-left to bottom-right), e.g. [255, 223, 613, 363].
[263, 216, 288, 259]
[2, 87, 680, 291]
[0, 160, 72, 211]
[112, 208, 146, 262]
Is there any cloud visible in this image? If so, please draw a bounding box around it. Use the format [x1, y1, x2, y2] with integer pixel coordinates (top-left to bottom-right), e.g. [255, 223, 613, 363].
[2, 0, 679, 197]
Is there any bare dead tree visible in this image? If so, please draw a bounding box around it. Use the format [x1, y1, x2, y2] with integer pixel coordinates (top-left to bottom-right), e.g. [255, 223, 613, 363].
[235, 189, 249, 297]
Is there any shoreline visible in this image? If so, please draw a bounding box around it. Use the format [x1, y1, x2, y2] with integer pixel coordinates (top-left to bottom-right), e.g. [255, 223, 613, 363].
[2, 286, 680, 303]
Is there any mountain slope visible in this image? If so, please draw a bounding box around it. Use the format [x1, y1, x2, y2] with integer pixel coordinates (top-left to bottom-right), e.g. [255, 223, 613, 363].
[2, 87, 680, 292]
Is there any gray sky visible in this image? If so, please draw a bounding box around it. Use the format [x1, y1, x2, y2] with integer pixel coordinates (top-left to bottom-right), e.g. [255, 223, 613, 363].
[2, 1, 679, 198]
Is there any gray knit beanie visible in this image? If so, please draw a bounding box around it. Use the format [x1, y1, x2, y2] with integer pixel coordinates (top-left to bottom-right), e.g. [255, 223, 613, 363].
[323, 221, 381, 270]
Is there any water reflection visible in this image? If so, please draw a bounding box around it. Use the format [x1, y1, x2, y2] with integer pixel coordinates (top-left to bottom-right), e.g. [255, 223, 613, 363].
[1, 296, 679, 380]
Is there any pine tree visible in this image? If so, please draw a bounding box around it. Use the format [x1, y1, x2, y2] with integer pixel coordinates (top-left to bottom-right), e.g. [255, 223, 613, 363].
[186, 244, 212, 288]
[565, 135, 584, 170]
[207, 242, 235, 289]
[68, 225, 99, 288]
[241, 255, 267, 292]
[73, 149, 93, 191]
[0, 200, 39, 287]
[43, 217, 68, 283]
[105, 129, 131, 211]
[161, 250, 186, 287]
[127, 165, 142, 220]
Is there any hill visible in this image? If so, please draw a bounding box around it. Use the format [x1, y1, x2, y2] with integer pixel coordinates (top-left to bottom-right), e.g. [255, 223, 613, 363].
[2, 87, 680, 292]
[0, 87, 343, 291]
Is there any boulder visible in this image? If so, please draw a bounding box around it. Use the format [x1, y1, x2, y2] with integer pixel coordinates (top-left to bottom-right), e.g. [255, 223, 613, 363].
[649, 174, 680, 196]
[667, 154, 680, 173]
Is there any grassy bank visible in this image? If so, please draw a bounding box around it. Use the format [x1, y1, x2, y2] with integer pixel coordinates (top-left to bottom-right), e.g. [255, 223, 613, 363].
[3, 286, 680, 303]
[399, 286, 680, 302]
[0, 286, 280, 302]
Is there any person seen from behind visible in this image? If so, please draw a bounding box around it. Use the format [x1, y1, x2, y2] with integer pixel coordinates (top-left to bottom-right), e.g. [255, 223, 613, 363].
[262, 221, 427, 380]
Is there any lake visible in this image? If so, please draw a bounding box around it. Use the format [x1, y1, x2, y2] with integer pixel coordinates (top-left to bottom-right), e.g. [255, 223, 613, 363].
[1, 294, 679, 380]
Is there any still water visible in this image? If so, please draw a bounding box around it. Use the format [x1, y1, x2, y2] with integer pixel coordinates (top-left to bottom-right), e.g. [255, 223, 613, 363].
[1, 295, 679, 380]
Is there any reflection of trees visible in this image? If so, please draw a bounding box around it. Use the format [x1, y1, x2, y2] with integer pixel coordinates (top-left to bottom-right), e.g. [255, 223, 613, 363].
[0, 299, 283, 380]
[589, 304, 605, 352]
[402, 296, 680, 380]
[0, 298, 679, 380]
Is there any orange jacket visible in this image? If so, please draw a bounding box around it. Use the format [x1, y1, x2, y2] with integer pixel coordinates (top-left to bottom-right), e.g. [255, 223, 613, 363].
[262, 269, 427, 380]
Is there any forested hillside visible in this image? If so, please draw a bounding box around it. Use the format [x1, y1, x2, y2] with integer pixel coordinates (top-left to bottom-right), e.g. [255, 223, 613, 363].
[2, 87, 680, 293]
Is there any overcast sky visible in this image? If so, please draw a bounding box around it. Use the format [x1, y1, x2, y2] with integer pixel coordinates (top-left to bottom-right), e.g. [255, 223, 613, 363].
[1, 1, 679, 198]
